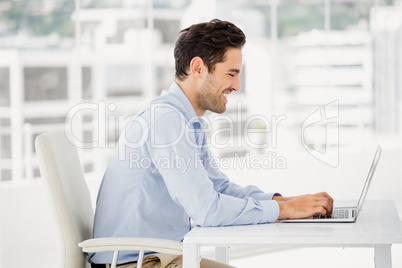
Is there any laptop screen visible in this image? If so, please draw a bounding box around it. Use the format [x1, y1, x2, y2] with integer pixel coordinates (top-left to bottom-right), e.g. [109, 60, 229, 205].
[356, 145, 382, 213]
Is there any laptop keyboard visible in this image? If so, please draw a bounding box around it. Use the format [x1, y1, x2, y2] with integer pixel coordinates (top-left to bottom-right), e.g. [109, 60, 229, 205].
[313, 209, 355, 219]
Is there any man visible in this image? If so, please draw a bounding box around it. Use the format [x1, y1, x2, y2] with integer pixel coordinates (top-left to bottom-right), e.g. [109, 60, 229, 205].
[89, 19, 333, 268]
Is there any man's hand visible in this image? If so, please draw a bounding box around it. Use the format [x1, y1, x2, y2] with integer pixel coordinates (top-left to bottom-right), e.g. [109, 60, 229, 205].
[273, 192, 334, 220]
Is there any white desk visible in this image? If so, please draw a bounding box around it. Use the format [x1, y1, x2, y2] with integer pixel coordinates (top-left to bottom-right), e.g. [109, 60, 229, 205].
[183, 200, 402, 268]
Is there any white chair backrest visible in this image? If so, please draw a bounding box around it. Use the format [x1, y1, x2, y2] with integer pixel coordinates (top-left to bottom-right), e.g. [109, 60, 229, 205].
[35, 131, 93, 268]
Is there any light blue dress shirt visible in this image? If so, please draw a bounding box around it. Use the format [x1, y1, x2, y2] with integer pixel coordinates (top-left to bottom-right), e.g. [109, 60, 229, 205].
[89, 82, 280, 264]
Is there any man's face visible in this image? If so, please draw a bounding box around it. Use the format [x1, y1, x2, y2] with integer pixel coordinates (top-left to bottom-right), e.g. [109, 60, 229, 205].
[196, 48, 242, 114]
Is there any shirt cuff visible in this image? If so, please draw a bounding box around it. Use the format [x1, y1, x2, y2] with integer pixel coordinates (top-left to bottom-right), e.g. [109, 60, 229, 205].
[252, 192, 282, 200]
[259, 200, 280, 223]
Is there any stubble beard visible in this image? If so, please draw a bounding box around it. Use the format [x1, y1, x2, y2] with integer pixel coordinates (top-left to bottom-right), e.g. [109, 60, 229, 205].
[196, 74, 226, 114]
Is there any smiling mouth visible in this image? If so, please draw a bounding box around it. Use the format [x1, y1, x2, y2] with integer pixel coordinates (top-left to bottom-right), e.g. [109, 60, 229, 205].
[222, 90, 232, 104]
[222, 92, 229, 104]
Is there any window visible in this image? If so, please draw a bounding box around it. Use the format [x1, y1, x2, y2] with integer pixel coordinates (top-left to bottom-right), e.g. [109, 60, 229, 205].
[0, 68, 10, 107]
[24, 67, 68, 101]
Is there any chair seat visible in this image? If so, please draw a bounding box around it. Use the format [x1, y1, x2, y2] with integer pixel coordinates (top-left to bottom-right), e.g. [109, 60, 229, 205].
[79, 237, 183, 255]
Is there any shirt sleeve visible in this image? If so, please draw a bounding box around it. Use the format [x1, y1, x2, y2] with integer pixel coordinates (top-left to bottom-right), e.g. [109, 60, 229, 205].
[146, 106, 279, 227]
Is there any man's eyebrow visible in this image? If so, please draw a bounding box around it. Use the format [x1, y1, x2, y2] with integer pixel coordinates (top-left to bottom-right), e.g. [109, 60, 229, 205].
[228, 69, 241, 73]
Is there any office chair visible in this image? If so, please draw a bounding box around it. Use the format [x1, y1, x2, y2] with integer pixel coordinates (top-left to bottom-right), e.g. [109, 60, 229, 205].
[35, 131, 183, 268]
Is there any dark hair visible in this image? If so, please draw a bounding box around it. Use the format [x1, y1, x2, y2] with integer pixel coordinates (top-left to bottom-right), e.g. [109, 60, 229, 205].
[174, 19, 246, 81]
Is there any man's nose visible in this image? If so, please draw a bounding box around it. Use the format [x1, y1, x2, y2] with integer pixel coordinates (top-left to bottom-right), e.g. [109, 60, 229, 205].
[232, 77, 241, 92]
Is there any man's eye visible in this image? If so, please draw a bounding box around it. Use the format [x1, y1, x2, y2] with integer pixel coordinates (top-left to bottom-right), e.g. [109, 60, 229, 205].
[228, 73, 235, 77]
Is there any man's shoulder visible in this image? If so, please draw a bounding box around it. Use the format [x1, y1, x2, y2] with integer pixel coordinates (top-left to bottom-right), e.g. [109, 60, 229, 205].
[146, 94, 187, 120]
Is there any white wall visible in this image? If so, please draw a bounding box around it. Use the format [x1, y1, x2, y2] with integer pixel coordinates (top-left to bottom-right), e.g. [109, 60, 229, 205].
[0, 182, 58, 267]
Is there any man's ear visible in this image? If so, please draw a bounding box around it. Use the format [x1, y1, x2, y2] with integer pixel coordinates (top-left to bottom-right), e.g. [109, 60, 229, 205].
[189, 57, 205, 79]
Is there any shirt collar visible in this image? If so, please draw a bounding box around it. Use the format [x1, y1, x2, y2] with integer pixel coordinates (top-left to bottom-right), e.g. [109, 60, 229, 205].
[163, 82, 205, 129]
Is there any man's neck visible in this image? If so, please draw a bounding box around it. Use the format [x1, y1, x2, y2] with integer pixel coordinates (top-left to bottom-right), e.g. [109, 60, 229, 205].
[175, 79, 205, 117]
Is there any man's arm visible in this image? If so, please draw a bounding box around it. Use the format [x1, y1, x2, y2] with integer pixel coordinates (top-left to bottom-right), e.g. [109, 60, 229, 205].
[202, 148, 334, 220]
[147, 108, 280, 226]
[148, 106, 333, 223]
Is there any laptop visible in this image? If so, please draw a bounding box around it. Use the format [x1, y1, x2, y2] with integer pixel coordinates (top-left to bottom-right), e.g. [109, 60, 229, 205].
[280, 145, 382, 223]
